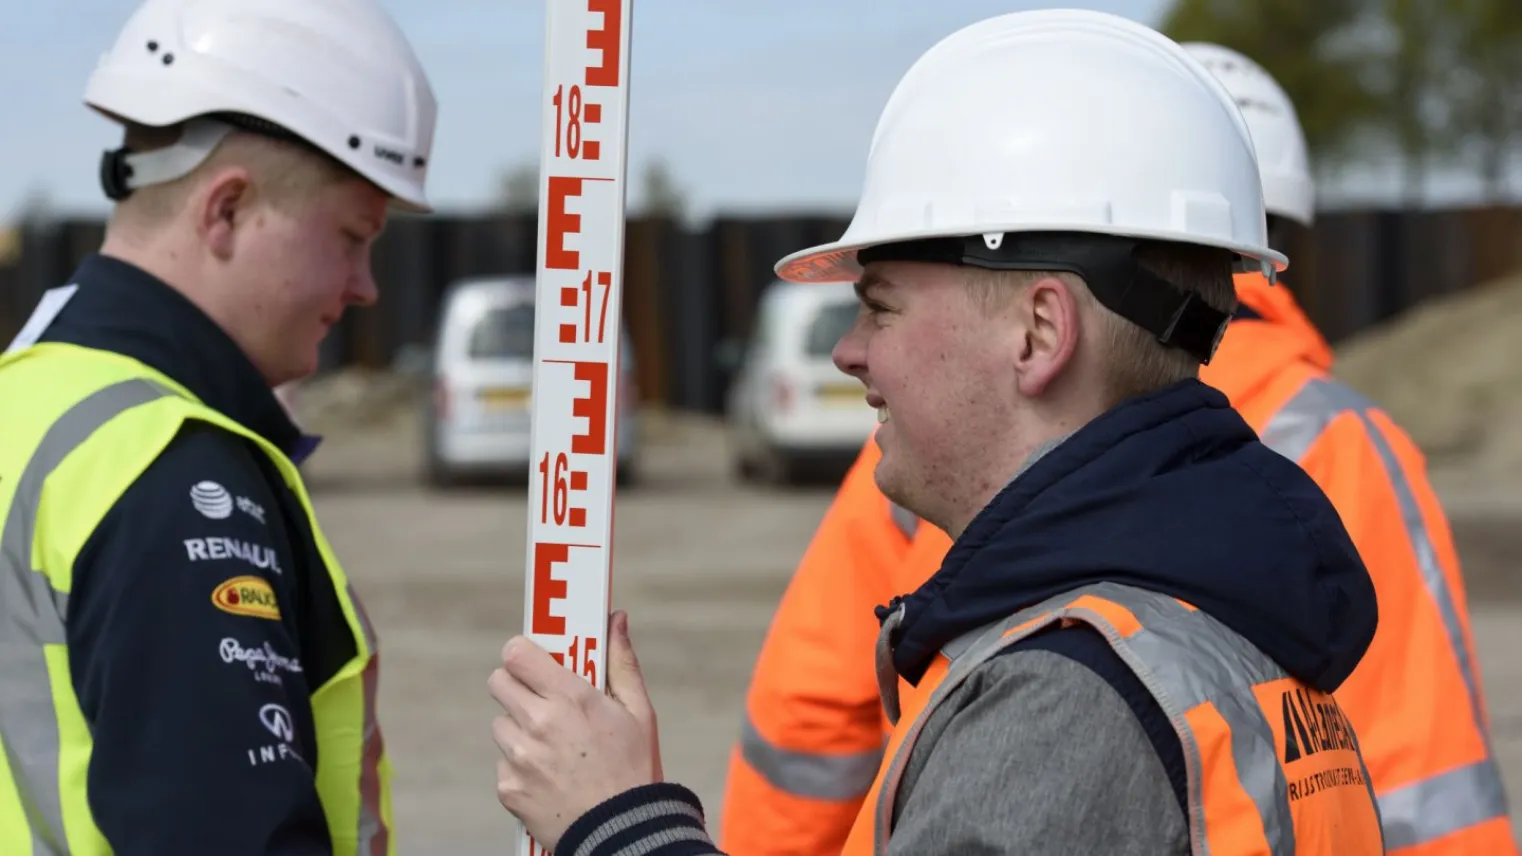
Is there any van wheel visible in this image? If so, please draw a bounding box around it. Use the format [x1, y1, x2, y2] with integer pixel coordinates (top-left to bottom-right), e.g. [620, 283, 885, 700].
[422, 429, 462, 489]
[423, 452, 460, 489]
[754, 447, 795, 486]
[615, 459, 640, 488]
[733, 453, 760, 483]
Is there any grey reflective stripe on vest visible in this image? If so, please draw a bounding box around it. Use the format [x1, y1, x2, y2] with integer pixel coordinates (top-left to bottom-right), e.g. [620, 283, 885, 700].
[1259, 377, 1511, 845]
[887, 502, 919, 540]
[349, 589, 389, 856]
[871, 582, 1351, 856]
[1088, 584, 1380, 856]
[0, 378, 173, 853]
[738, 714, 884, 801]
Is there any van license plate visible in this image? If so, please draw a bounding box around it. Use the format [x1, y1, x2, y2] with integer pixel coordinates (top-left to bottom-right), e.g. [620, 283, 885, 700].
[815, 384, 863, 406]
[478, 387, 530, 409]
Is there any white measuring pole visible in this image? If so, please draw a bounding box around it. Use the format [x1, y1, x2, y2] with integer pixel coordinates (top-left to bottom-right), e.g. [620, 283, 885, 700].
[519, 0, 633, 854]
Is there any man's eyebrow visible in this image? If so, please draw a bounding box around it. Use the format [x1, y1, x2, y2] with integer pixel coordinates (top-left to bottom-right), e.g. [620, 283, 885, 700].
[853, 271, 891, 301]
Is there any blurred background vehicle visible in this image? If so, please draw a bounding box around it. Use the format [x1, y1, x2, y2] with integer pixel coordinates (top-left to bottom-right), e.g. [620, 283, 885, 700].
[421, 274, 641, 487]
[717, 279, 876, 485]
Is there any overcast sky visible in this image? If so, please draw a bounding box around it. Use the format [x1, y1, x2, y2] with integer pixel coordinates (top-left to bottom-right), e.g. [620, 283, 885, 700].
[0, 0, 1506, 223]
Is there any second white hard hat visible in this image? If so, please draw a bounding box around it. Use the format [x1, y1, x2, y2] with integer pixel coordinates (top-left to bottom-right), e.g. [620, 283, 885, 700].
[774, 9, 1285, 285]
[83, 0, 438, 212]
[1181, 42, 1315, 227]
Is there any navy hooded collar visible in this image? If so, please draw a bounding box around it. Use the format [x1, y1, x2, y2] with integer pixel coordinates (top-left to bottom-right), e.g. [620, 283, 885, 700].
[35, 253, 323, 464]
[884, 378, 1377, 694]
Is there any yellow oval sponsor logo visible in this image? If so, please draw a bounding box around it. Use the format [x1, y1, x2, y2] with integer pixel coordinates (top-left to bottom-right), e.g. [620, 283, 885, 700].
[211, 575, 280, 620]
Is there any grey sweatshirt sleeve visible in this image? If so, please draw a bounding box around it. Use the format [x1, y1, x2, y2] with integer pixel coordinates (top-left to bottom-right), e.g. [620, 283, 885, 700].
[886, 646, 1189, 856]
[549, 637, 1187, 856]
[552, 782, 724, 856]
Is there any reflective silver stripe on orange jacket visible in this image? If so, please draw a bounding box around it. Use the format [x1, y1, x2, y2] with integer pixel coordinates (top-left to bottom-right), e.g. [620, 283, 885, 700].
[1258, 377, 1510, 847]
[732, 496, 915, 801]
[0, 378, 173, 852]
[738, 714, 884, 801]
[869, 581, 1382, 856]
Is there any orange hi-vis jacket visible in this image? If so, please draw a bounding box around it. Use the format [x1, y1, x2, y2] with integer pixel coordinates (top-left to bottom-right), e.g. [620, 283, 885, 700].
[840, 583, 1385, 856]
[718, 273, 1515, 856]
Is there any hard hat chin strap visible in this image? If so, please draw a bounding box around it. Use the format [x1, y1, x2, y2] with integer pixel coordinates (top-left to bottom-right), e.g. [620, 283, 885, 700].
[98, 118, 235, 202]
[856, 231, 1233, 365]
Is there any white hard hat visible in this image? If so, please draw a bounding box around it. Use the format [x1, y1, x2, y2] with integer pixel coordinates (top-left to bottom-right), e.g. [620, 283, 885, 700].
[773, 9, 1284, 363]
[1181, 43, 1313, 226]
[84, 0, 438, 212]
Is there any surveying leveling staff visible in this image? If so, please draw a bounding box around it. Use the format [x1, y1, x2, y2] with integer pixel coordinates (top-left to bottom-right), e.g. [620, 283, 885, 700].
[719, 41, 1516, 856]
[0, 0, 437, 853]
[486, 11, 1385, 855]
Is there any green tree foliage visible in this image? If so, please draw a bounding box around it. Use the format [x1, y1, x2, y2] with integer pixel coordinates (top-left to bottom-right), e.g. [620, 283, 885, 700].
[1447, 0, 1522, 199]
[1161, 0, 1522, 205]
[1160, 0, 1382, 169]
[1363, 0, 1467, 204]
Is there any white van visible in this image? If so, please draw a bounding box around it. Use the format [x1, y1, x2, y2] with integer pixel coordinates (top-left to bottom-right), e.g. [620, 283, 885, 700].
[719, 279, 876, 484]
[422, 274, 640, 486]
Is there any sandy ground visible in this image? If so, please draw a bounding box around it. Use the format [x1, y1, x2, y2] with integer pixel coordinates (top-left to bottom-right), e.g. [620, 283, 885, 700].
[299, 410, 1522, 853]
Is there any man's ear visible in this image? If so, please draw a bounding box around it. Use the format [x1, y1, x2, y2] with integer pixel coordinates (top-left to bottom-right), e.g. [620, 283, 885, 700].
[196, 167, 255, 261]
[1013, 274, 1081, 397]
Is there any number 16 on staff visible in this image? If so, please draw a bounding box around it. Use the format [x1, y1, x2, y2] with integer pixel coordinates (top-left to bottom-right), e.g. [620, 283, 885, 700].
[519, 0, 634, 855]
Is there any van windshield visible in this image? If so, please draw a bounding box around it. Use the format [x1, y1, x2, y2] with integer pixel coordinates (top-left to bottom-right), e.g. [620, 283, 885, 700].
[804, 301, 859, 358]
[467, 304, 536, 360]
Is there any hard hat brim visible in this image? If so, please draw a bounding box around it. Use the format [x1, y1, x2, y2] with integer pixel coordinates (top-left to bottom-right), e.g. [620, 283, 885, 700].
[775, 223, 1290, 284]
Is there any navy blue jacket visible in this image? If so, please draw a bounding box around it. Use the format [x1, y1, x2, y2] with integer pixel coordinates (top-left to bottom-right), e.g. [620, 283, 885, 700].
[37, 254, 349, 855]
[555, 376, 1379, 855]
[879, 376, 1378, 816]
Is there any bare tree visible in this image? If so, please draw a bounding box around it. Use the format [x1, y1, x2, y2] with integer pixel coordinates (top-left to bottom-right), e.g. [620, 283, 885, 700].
[494, 163, 540, 213]
[637, 158, 686, 219]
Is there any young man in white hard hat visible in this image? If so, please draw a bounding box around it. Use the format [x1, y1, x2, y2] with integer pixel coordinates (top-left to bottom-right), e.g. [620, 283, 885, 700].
[716, 41, 1516, 856]
[0, 0, 435, 853]
[485, 10, 1386, 855]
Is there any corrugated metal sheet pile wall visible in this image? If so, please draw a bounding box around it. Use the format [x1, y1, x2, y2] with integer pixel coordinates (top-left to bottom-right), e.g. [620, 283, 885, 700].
[2, 207, 1520, 418]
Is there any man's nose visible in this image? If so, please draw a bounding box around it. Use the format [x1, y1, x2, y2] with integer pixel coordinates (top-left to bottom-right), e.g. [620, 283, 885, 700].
[832, 322, 867, 379]
[348, 270, 379, 308]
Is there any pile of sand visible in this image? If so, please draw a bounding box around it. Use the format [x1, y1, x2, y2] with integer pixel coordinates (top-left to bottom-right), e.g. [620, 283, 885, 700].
[287, 367, 426, 434]
[1333, 271, 1522, 494]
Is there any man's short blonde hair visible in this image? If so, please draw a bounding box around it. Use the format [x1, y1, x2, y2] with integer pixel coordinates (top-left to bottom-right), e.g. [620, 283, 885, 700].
[109, 120, 350, 234]
[965, 240, 1237, 404]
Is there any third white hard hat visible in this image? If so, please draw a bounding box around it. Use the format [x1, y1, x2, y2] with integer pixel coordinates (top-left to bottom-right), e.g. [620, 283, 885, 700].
[1181, 42, 1315, 227]
[83, 0, 437, 212]
[774, 9, 1284, 285]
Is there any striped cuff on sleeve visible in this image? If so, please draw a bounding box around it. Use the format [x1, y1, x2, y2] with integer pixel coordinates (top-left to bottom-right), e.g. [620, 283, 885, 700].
[557, 782, 722, 856]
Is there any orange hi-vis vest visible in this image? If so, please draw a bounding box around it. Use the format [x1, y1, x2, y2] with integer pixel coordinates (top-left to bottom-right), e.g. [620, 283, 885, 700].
[720, 273, 1513, 856]
[1214, 275, 1513, 853]
[837, 582, 1385, 855]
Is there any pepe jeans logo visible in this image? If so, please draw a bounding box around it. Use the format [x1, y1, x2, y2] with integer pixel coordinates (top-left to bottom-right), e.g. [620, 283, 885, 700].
[220, 637, 302, 675]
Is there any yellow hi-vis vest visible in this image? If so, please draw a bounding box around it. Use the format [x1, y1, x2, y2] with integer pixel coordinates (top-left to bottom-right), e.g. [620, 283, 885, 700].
[0, 340, 394, 855]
